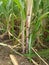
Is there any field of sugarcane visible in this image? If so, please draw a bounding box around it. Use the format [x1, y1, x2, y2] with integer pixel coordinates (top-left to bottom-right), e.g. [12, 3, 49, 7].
[0, 0, 49, 65]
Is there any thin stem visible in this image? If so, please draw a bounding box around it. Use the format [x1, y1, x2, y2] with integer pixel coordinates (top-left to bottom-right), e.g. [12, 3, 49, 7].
[31, 48, 48, 65]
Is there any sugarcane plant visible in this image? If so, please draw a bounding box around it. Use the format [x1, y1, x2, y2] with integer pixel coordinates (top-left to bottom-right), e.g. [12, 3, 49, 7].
[0, 0, 49, 61]
[25, 0, 33, 53]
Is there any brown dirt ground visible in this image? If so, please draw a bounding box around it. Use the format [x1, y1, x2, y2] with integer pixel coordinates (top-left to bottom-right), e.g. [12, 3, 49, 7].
[0, 46, 33, 65]
[0, 36, 33, 65]
[0, 34, 33, 65]
[0, 35, 49, 65]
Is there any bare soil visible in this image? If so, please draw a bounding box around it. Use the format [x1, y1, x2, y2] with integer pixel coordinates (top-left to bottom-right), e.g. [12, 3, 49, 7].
[0, 34, 49, 65]
[0, 46, 33, 65]
[0, 34, 33, 65]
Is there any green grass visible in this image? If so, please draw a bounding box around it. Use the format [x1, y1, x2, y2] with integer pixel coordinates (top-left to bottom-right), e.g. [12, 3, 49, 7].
[24, 49, 49, 59]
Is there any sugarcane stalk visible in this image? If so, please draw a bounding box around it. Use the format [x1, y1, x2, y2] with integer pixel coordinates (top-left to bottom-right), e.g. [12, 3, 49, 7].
[26, 0, 33, 53]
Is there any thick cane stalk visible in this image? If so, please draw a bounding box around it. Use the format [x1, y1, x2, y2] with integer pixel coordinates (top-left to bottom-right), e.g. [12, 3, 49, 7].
[26, 0, 33, 53]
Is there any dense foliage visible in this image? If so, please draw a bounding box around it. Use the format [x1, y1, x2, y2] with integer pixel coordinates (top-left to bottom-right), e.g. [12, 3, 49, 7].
[0, 0, 49, 64]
